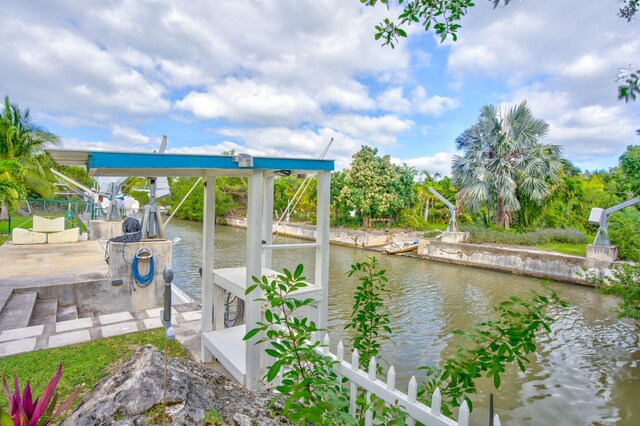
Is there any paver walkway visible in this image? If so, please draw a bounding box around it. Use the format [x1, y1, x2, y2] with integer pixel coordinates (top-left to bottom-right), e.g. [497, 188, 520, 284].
[0, 303, 202, 357]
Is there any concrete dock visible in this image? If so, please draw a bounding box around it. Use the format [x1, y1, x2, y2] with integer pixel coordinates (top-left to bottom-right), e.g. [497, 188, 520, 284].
[0, 240, 110, 289]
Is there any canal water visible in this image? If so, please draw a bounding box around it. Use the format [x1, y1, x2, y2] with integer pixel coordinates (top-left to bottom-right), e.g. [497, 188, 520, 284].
[165, 218, 639, 425]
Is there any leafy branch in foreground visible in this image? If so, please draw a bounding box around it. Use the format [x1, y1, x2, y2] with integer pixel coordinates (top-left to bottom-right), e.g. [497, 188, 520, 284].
[587, 263, 640, 320]
[617, 67, 640, 102]
[361, 0, 512, 45]
[244, 266, 352, 425]
[346, 256, 393, 372]
[418, 290, 567, 417]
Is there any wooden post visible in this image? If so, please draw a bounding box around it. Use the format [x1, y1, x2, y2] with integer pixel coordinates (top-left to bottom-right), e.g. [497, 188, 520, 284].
[262, 176, 274, 269]
[315, 171, 330, 337]
[200, 176, 216, 363]
[245, 170, 264, 390]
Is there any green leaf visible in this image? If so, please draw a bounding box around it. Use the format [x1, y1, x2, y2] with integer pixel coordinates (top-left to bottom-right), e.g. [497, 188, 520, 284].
[245, 284, 259, 295]
[243, 328, 261, 341]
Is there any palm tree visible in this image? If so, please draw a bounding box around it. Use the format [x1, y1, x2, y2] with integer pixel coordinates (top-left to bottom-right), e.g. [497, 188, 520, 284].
[452, 101, 562, 229]
[0, 96, 60, 197]
[0, 160, 26, 213]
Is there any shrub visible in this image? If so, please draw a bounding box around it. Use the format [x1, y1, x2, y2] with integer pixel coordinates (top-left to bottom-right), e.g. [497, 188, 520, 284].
[608, 208, 640, 262]
[462, 227, 588, 246]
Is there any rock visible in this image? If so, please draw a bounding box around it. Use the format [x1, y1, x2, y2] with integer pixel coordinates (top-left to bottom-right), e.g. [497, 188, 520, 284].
[64, 345, 287, 425]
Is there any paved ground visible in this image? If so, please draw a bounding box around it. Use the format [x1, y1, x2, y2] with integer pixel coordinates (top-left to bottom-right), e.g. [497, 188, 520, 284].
[0, 303, 202, 358]
[0, 240, 110, 289]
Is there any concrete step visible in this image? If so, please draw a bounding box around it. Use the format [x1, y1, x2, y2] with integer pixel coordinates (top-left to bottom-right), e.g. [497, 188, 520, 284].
[30, 298, 58, 327]
[56, 305, 78, 322]
[0, 292, 37, 331]
[0, 289, 12, 315]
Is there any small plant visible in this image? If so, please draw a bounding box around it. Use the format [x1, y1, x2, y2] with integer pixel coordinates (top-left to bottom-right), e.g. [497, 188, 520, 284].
[418, 290, 567, 416]
[2, 363, 80, 426]
[346, 256, 393, 372]
[203, 408, 224, 425]
[588, 263, 640, 320]
[244, 265, 353, 425]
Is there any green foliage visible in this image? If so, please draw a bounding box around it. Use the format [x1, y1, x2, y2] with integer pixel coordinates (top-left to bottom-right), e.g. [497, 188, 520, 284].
[0, 161, 26, 212]
[203, 409, 224, 425]
[452, 102, 563, 229]
[0, 97, 60, 198]
[345, 257, 392, 372]
[588, 263, 640, 320]
[619, 0, 640, 20]
[418, 291, 566, 416]
[619, 145, 640, 194]
[244, 266, 352, 425]
[338, 146, 415, 227]
[363, 0, 497, 45]
[463, 227, 588, 246]
[617, 67, 640, 102]
[608, 207, 640, 262]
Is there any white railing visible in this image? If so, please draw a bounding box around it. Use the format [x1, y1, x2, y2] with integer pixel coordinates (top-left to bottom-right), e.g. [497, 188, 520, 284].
[290, 333, 503, 426]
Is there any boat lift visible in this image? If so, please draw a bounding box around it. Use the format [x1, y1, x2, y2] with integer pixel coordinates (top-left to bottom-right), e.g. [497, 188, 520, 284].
[588, 196, 640, 245]
[428, 187, 458, 232]
[45, 148, 333, 391]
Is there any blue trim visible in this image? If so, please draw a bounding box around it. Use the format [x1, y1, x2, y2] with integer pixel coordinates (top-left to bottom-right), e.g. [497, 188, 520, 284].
[88, 152, 334, 172]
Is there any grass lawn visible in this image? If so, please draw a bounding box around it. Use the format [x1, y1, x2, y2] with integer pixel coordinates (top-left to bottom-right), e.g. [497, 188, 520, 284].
[0, 329, 190, 416]
[533, 242, 588, 256]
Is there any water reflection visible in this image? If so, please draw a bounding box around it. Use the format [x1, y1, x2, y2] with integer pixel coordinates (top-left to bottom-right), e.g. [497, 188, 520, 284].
[165, 219, 639, 426]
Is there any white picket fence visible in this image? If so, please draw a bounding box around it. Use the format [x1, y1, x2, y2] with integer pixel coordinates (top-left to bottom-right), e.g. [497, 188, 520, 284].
[299, 333, 503, 426]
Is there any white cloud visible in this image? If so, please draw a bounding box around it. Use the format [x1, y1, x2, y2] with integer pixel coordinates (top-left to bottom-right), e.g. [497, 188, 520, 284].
[111, 126, 152, 145]
[176, 79, 322, 125]
[376, 86, 459, 116]
[323, 114, 414, 146]
[391, 152, 453, 176]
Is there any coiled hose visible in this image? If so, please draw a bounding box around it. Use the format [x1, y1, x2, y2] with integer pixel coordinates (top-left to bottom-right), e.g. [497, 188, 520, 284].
[132, 247, 154, 288]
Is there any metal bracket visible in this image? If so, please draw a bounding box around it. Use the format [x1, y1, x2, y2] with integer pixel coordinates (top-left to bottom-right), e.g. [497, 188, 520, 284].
[232, 153, 253, 168]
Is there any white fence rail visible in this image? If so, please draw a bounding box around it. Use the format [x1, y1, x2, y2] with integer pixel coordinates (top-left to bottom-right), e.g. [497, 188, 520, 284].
[299, 333, 503, 426]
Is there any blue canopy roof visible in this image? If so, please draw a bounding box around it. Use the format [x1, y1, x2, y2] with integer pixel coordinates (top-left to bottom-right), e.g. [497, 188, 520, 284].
[46, 149, 334, 177]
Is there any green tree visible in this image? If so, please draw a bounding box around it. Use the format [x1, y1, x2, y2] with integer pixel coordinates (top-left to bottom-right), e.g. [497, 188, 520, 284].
[338, 146, 415, 227]
[0, 96, 60, 198]
[0, 160, 26, 212]
[452, 102, 563, 229]
[619, 145, 640, 194]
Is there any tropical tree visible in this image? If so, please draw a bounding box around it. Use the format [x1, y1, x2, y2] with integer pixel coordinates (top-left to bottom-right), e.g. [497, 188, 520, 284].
[452, 101, 563, 229]
[0, 160, 26, 213]
[338, 145, 415, 227]
[0, 96, 60, 197]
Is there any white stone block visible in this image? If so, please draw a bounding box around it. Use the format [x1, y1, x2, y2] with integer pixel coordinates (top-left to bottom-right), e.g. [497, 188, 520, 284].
[32, 216, 65, 233]
[56, 317, 94, 333]
[440, 231, 467, 244]
[0, 325, 44, 342]
[49, 330, 91, 348]
[98, 311, 134, 325]
[181, 311, 202, 322]
[11, 228, 47, 245]
[47, 228, 80, 244]
[101, 321, 138, 338]
[145, 307, 178, 318]
[0, 338, 36, 357]
[143, 317, 163, 330]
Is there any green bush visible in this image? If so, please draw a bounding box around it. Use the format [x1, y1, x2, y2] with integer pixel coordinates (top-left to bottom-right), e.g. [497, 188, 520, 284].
[609, 208, 640, 262]
[462, 227, 588, 246]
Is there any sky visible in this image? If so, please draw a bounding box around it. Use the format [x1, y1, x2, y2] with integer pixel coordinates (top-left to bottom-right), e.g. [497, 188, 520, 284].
[1, 0, 638, 175]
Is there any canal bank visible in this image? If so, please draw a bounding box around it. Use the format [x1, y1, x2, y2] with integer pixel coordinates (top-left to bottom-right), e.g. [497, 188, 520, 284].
[164, 218, 640, 425]
[221, 217, 617, 286]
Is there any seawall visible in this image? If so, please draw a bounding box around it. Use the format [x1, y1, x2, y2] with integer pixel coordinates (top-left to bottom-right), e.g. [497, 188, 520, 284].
[221, 217, 616, 286]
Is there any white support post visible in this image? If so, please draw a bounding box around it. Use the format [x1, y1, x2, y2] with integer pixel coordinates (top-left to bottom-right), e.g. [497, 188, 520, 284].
[200, 176, 216, 363]
[315, 171, 330, 337]
[245, 170, 265, 390]
[262, 176, 274, 269]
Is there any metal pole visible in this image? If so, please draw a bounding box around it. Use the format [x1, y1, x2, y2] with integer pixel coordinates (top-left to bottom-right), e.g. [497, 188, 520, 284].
[489, 393, 494, 426]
